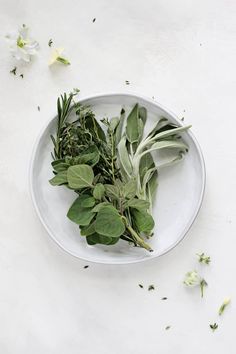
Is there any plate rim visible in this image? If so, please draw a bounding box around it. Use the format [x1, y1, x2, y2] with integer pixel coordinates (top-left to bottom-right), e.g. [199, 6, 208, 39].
[29, 92, 206, 265]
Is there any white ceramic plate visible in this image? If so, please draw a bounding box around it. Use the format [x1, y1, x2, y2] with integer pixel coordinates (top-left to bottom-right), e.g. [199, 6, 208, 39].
[30, 93, 205, 264]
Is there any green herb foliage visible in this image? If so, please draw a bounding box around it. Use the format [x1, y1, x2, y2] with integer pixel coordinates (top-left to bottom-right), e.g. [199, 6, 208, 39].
[49, 91, 189, 251]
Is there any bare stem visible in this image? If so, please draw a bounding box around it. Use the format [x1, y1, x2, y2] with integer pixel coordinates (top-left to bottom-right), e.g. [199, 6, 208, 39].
[122, 217, 153, 252]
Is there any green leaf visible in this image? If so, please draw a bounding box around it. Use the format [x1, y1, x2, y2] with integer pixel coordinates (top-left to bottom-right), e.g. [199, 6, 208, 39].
[151, 125, 191, 141]
[142, 167, 157, 192]
[104, 184, 120, 199]
[109, 117, 120, 132]
[51, 159, 70, 172]
[127, 198, 150, 211]
[77, 194, 96, 208]
[92, 202, 112, 212]
[137, 118, 144, 143]
[49, 171, 68, 186]
[93, 183, 105, 200]
[86, 233, 120, 245]
[126, 103, 139, 143]
[80, 222, 96, 236]
[85, 115, 106, 141]
[117, 136, 132, 177]
[147, 170, 158, 204]
[123, 178, 137, 199]
[77, 145, 100, 166]
[67, 195, 95, 225]
[139, 106, 147, 125]
[132, 209, 154, 233]
[144, 140, 188, 155]
[94, 206, 125, 237]
[115, 108, 125, 146]
[147, 118, 170, 138]
[139, 152, 155, 183]
[67, 164, 94, 189]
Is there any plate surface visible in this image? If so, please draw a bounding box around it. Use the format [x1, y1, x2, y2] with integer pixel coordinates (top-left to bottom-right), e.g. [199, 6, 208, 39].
[30, 93, 205, 264]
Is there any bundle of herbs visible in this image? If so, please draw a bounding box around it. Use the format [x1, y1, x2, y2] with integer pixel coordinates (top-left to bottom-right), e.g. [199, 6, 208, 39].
[49, 92, 190, 252]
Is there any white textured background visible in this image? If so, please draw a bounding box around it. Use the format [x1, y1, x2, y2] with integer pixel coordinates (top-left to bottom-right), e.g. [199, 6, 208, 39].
[0, 0, 235, 353]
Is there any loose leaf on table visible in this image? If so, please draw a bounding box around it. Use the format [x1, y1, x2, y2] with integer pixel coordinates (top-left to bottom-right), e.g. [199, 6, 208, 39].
[67, 195, 95, 225]
[86, 233, 120, 245]
[49, 171, 68, 186]
[67, 164, 94, 189]
[132, 209, 155, 233]
[93, 183, 105, 200]
[94, 205, 125, 237]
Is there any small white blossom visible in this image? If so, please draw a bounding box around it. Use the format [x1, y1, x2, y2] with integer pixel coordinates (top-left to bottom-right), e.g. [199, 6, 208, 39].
[183, 270, 201, 287]
[48, 47, 70, 66]
[183, 270, 207, 297]
[5, 24, 39, 62]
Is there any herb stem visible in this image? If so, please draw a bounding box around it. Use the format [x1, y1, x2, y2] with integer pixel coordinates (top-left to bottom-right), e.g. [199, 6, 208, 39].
[122, 217, 153, 252]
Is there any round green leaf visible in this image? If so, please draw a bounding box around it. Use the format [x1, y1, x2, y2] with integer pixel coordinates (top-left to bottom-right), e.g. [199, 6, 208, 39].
[94, 206, 125, 238]
[93, 183, 105, 200]
[86, 233, 120, 245]
[67, 164, 94, 189]
[67, 195, 95, 226]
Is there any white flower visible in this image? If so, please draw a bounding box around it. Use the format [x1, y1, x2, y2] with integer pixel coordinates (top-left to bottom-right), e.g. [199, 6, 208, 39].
[48, 47, 70, 66]
[183, 270, 201, 287]
[184, 270, 207, 297]
[5, 24, 39, 62]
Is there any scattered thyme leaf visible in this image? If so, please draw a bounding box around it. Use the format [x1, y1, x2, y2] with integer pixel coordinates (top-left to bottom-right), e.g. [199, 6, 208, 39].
[20, 74, 24, 79]
[10, 66, 17, 75]
[162, 297, 168, 300]
[200, 279, 208, 298]
[92, 18, 96, 23]
[84, 265, 89, 269]
[37, 106, 40, 111]
[197, 252, 211, 265]
[165, 326, 171, 330]
[210, 323, 218, 332]
[219, 298, 231, 316]
[148, 285, 155, 291]
[138, 284, 143, 289]
[125, 80, 130, 85]
[48, 39, 53, 47]
[181, 117, 185, 121]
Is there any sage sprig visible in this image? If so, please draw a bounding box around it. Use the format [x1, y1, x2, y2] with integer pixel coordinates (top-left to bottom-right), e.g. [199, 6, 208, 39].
[49, 92, 189, 251]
